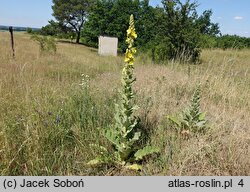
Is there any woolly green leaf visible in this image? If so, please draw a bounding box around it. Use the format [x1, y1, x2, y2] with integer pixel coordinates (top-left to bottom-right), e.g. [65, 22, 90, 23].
[87, 158, 102, 166]
[198, 112, 206, 121]
[126, 119, 139, 135]
[119, 148, 134, 162]
[132, 105, 139, 111]
[104, 129, 122, 151]
[134, 146, 160, 161]
[129, 131, 141, 143]
[196, 120, 206, 128]
[167, 115, 181, 126]
[125, 164, 142, 171]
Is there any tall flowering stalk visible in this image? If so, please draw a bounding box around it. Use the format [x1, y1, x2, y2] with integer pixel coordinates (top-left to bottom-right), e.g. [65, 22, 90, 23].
[88, 15, 159, 170]
[125, 15, 137, 66]
[104, 14, 140, 163]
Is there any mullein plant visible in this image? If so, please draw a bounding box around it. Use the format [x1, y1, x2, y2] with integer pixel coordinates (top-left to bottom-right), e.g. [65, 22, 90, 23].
[88, 15, 159, 171]
[181, 85, 207, 134]
[167, 85, 208, 138]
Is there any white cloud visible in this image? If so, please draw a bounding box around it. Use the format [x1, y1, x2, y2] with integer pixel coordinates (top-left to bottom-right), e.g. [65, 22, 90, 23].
[234, 16, 243, 20]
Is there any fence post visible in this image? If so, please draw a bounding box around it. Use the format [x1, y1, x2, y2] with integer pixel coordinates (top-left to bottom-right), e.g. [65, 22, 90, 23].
[9, 26, 15, 58]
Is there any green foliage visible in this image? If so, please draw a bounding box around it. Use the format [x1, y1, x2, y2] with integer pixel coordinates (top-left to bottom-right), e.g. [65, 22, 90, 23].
[216, 35, 250, 50]
[181, 86, 207, 133]
[31, 35, 57, 54]
[26, 28, 33, 34]
[150, 1, 219, 63]
[137, 1, 158, 43]
[81, 0, 115, 47]
[150, 38, 171, 62]
[154, 0, 201, 63]
[82, 0, 141, 50]
[50, 0, 221, 60]
[39, 20, 73, 38]
[39, 22, 58, 36]
[82, 0, 166, 52]
[200, 34, 250, 49]
[167, 85, 208, 136]
[134, 146, 160, 161]
[196, 10, 220, 36]
[52, 0, 93, 43]
[200, 35, 217, 49]
[48, 0, 250, 53]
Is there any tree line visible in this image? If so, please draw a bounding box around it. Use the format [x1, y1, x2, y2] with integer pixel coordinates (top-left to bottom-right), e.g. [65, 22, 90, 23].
[30, 0, 250, 62]
[201, 34, 250, 50]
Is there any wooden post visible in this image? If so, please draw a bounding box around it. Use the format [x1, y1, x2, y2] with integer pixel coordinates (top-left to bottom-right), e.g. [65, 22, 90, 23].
[9, 26, 15, 58]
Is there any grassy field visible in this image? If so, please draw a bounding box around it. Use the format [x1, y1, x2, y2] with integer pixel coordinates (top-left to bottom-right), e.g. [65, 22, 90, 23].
[0, 32, 249, 175]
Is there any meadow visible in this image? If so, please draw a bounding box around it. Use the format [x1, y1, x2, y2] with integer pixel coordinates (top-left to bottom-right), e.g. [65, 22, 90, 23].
[0, 32, 249, 175]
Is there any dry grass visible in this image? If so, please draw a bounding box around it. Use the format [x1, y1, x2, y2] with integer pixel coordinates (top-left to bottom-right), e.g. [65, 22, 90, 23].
[0, 32, 249, 175]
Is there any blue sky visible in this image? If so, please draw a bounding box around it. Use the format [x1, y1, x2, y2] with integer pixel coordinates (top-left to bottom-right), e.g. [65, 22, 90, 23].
[0, 0, 53, 28]
[0, 0, 250, 37]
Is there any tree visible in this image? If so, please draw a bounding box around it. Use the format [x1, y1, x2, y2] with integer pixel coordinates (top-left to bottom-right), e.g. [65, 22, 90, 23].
[107, 0, 140, 51]
[52, 0, 93, 43]
[40, 20, 62, 36]
[39, 20, 74, 39]
[136, 0, 162, 47]
[159, 0, 202, 62]
[216, 35, 248, 50]
[81, 0, 220, 62]
[82, 0, 140, 51]
[26, 27, 33, 34]
[197, 10, 220, 36]
[82, 0, 114, 47]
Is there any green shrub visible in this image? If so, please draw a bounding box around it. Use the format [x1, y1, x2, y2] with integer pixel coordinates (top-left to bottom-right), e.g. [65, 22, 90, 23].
[31, 35, 57, 54]
[154, 0, 202, 63]
[26, 28, 33, 34]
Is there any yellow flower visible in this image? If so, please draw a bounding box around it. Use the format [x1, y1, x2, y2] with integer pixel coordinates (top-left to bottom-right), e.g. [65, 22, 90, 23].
[131, 30, 137, 39]
[127, 28, 132, 36]
[124, 15, 137, 66]
[125, 50, 134, 65]
[131, 48, 137, 54]
[127, 28, 137, 39]
[125, 58, 134, 65]
[126, 15, 137, 41]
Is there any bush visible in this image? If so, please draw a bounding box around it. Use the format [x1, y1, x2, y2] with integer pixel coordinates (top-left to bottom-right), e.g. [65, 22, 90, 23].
[200, 35, 217, 49]
[153, 0, 203, 63]
[31, 35, 57, 54]
[26, 28, 33, 34]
